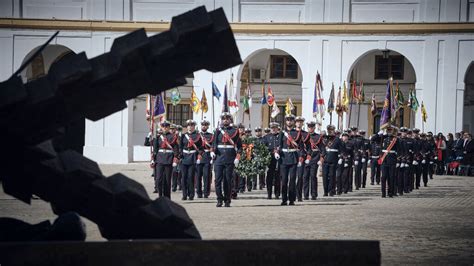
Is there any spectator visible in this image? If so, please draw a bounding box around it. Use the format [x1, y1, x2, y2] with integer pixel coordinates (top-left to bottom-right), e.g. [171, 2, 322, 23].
[461, 132, 474, 176]
[446, 133, 454, 161]
[435, 133, 446, 175]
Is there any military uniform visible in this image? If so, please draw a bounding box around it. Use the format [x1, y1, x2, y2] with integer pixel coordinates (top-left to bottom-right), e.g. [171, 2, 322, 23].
[403, 130, 416, 193]
[321, 125, 343, 196]
[264, 122, 281, 199]
[339, 132, 354, 194]
[369, 134, 382, 185]
[213, 113, 242, 207]
[172, 125, 183, 192]
[277, 115, 304, 205]
[255, 127, 266, 190]
[295, 116, 308, 202]
[153, 121, 180, 199]
[303, 121, 325, 200]
[396, 129, 408, 196]
[380, 126, 400, 198]
[413, 129, 423, 189]
[180, 120, 203, 200]
[426, 133, 436, 180]
[196, 120, 213, 198]
[359, 131, 370, 188]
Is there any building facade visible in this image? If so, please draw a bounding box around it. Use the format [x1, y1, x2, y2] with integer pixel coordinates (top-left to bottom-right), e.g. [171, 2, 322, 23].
[1, 0, 473, 163]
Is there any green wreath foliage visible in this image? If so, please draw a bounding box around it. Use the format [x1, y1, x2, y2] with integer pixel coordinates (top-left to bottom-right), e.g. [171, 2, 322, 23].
[235, 137, 271, 178]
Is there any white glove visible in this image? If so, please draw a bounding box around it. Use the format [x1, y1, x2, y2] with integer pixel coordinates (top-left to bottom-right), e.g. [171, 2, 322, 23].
[354, 161, 359, 166]
[396, 163, 400, 168]
[210, 152, 216, 159]
[429, 161, 433, 164]
[338, 159, 343, 165]
[422, 160, 426, 164]
[402, 163, 407, 168]
[305, 159, 310, 164]
[368, 160, 372, 164]
[274, 153, 280, 160]
[361, 158, 366, 163]
[210, 159, 214, 165]
[317, 160, 322, 166]
[434, 156, 438, 160]
[172, 162, 178, 167]
[234, 159, 239, 166]
[196, 159, 201, 165]
[344, 163, 349, 168]
[412, 160, 418, 165]
[297, 162, 302, 167]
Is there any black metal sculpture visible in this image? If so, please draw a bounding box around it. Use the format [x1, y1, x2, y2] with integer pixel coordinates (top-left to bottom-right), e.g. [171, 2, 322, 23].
[0, 6, 242, 240]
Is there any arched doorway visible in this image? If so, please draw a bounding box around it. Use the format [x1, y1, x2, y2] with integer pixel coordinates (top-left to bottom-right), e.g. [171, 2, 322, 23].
[464, 62, 474, 133]
[236, 49, 303, 129]
[20, 44, 85, 154]
[347, 49, 417, 135]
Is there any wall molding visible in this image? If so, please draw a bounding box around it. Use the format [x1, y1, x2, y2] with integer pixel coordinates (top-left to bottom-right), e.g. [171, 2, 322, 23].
[1, 18, 474, 34]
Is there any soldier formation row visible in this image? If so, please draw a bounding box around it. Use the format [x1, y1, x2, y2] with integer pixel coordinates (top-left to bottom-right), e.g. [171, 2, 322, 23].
[146, 114, 473, 207]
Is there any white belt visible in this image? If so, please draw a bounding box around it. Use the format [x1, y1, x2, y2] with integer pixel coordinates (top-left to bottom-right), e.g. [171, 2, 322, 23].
[382, 150, 397, 154]
[371, 156, 379, 158]
[327, 148, 338, 152]
[282, 148, 298, 152]
[183, 150, 197, 154]
[158, 149, 173, 153]
[204, 149, 211, 152]
[311, 149, 320, 152]
[218, 144, 234, 149]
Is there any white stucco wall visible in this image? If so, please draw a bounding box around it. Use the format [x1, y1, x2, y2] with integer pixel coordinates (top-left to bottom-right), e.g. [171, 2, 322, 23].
[1, 0, 474, 163]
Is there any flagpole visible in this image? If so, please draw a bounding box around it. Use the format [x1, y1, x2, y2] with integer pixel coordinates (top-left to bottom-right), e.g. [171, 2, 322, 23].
[347, 81, 354, 129]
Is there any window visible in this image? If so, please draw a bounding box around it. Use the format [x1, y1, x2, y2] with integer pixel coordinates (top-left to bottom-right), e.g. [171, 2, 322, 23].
[270, 55, 298, 79]
[269, 104, 298, 128]
[166, 104, 192, 127]
[375, 55, 405, 80]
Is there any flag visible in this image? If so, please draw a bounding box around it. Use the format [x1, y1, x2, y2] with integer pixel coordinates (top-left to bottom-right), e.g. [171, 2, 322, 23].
[395, 82, 405, 107]
[390, 79, 398, 122]
[243, 84, 251, 115]
[359, 81, 365, 103]
[270, 102, 280, 119]
[379, 80, 392, 129]
[285, 97, 294, 115]
[228, 74, 239, 114]
[336, 86, 343, 116]
[408, 88, 419, 112]
[327, 83, 335, 113]
[212, 81, 221, 100]
[342, 81, 349, 112]
[313, 71, 325, 119]
[260, 81, 267, 104]
[371, 93, 377, 116]
[153, 92, 166, 121]
[247, 83, 252, 109]
[170, 88, 181, 106]
[222, 84, 229, 112]
[191, 88, 201, 113]
[267, 85, 275, 106]
[201, 90, 208, 113]
[146, 94, 153, 121]
[421, 101, 428, 122]
[351, 81, 359, 103]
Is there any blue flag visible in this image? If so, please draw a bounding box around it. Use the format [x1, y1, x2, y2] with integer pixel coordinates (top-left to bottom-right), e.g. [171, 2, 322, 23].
[379, 80, 392, 129]
[222, 84, 229, 113]
[212, 81, 221, 100]
[153, 92, 166, 121]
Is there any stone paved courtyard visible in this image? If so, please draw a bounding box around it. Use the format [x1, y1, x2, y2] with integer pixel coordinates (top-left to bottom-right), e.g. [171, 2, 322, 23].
[1, 163, 473, 265]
